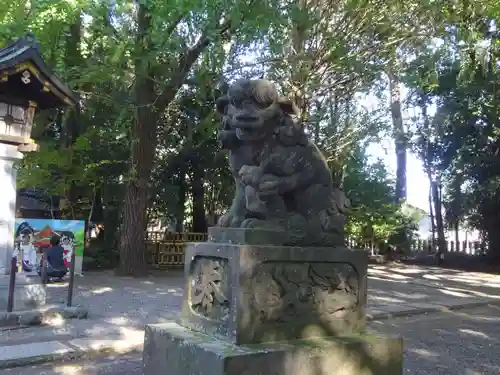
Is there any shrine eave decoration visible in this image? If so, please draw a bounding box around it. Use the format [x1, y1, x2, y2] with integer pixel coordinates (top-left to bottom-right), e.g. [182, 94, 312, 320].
[0, 33, 79, 110]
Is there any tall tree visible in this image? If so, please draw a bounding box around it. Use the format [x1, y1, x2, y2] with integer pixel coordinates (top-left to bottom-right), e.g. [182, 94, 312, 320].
[388, 67, 407, 202]
[117, 0, 237, 275]
[117, 2, 158, 275]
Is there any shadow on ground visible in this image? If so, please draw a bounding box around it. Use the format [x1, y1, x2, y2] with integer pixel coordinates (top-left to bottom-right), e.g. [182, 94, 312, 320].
[368, 264, 500, 306]
[403, 252, 500, 274]
[18, 265, 500, 353]
[3, 266, 500, 374]
[7, 305, 500, 374]
[371, 304, 500, 374]
[0, 270, 185, 351]
[47, 269, 185, 324]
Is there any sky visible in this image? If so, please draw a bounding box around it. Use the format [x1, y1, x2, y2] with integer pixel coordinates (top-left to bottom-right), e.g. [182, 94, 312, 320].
[361, 87, 431, 213]
[367, 141, 430, 212]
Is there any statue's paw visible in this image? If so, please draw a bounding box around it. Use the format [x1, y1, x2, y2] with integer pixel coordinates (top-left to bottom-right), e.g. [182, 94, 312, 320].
[240, 218, 266, 229]
[218, 212, 246, 227]
[217, 214, 233, 227]
[230, 216, 245, 227]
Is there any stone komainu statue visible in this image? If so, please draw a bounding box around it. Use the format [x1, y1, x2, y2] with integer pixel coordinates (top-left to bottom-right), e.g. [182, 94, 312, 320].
[215, 79, 349, 246]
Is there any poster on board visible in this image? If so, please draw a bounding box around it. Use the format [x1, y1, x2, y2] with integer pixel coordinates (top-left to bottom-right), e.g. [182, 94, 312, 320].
[14, 219, 85, 275]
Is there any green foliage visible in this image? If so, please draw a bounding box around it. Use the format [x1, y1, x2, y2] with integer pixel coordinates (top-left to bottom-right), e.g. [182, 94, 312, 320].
[8, 0, 497, 270]
[404, 11, 500, 256]
[343, 147, 421, 247]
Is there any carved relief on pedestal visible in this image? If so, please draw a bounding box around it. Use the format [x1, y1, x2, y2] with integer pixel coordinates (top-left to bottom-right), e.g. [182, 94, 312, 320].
[248, 262, 359, 324]
[190, 256, 230, 322]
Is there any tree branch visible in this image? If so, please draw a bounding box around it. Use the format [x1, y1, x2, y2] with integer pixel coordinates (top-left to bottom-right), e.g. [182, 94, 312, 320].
[156, 18, 233, 110]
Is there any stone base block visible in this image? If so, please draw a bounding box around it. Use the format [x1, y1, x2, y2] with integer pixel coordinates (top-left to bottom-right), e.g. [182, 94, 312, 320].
[143, 322, 403, 375]
[0, 273, 46, 311]
[181, 237, 368, 345]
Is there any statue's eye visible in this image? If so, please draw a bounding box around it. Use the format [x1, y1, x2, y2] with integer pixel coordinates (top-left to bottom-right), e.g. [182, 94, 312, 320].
[230, 97, 238, 106]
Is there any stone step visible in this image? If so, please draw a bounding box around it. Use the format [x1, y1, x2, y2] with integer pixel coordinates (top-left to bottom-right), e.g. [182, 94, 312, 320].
[0, 305, 88, 327]
[143, 321, 403, 375]
[0, 334, 143, 369]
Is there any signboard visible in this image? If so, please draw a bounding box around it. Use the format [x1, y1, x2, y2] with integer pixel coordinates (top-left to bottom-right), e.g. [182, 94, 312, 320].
[14, 218, 85, 275]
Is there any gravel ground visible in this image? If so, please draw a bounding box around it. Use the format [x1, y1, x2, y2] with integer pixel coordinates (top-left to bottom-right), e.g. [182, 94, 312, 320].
[371, 304, 500, 375]
[4, 305, 500, 375]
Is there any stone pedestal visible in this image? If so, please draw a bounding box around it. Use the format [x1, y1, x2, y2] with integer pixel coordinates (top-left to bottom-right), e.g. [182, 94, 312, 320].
[143, 228, 403, 375]
[0, 273, 46, 311]
[144, 323, 402, 375]
[0, 143, 23, 275]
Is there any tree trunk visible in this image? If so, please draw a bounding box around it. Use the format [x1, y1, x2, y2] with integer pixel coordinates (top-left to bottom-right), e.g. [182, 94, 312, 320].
[175, 171, 187, 233]
[449, 176, 462, 251]
[431, 180, 446, 258]
[487, 222, 500, 261]
[388, 70, 407, 203]
[91, 187, 104, 222]
[288, 0, 310, 121]
[190, 158, 207, 233]
[420, 97, 435, 245]
[117, 8, 231, 275]
[103, 207, 120, 250]
[205, 180, 218, 227]
[62, 15, 83, 218]
[427, 172, 436, 243]
[117, 3, 158, 276]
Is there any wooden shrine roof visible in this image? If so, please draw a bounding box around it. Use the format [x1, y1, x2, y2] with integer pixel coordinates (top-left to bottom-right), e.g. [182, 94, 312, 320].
[0, 34, 79, 109]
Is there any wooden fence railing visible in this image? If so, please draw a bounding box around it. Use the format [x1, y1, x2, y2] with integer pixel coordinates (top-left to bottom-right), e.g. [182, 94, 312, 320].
[346, 237, 487, 256]
[145, 232, 487, 268]
[145, 232, 208, 268]
[409, 239, 487, 255]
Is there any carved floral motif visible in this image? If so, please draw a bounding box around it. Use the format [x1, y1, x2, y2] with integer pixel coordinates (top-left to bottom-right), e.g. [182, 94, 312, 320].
[191, 257, 229, 320]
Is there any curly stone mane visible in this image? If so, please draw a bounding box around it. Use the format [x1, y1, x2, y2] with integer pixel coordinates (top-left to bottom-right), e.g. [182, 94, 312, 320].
[274, 109, 309, 147]
[214, 79, 347, 246]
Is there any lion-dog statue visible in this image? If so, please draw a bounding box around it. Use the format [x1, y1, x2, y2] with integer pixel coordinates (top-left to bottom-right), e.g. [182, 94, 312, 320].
[215, 79, 349, 246]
